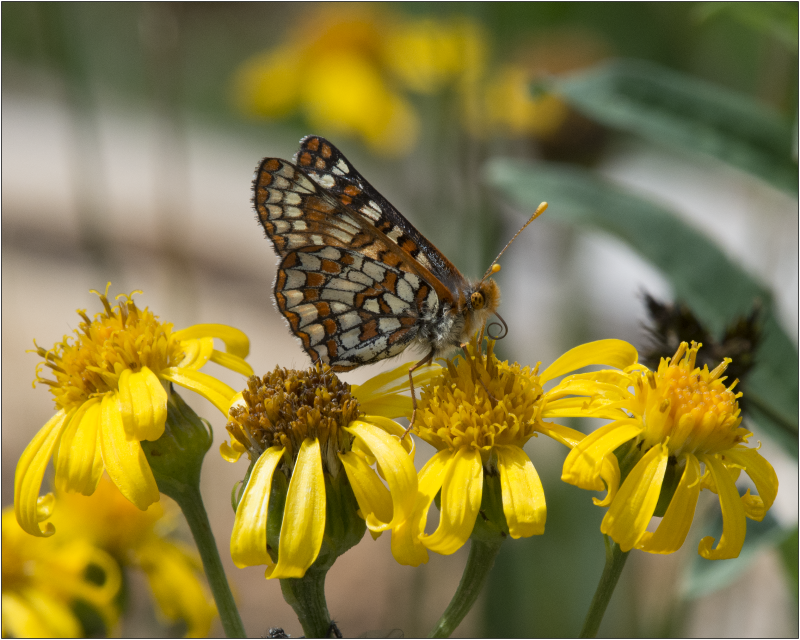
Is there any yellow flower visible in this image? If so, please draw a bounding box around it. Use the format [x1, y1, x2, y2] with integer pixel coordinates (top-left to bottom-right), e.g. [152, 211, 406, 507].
[2, 505, 122, 638]
[52, 476, 217, 638]
[557, 341, 779, 559]
[231, 7, 486, 156]
[404, 336, 638, 562]
[223, 361, 441, 577]
[16, 286, 253, 537]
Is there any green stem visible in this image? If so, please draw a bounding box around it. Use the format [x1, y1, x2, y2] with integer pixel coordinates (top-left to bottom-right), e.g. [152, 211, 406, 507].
[280, 570, 333, 638]
[580, 536, 630, 638]
[429, 536, 504, 638]
[169, 485, 247, 638]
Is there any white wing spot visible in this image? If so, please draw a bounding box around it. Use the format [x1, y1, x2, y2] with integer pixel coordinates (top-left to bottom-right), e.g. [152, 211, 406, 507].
[306, 323, 325, 345]
[318, 174, 335, 189]
[284, 206, 303, 218]
[283, 290, 304, 309]
[318, 247, 341, 260]
[379, 318, 401, 332]
[363, 262, 386, 281]
[295, 304, 319, 328]
[322, 289, 355, 306]
[298, 253, 321, 271]
[340, 327, 361, 350]
[363, 298, 380, 314]
[336, 159, 349, 174]
[396, 278, 414, 303]
[284, 270, 306, 289]
[383, 293, 408, 315]
[329, 278, 366, 292]
[273, 219, 290, 233]
[285, 191, 302, 205]
[338, 311, 361, 331]
[330, 302, 349, 314]
[347, 270, 373, 286]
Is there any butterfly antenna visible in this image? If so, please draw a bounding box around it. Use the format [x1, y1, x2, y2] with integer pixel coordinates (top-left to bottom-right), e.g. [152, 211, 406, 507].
[481, 202, 548, 281]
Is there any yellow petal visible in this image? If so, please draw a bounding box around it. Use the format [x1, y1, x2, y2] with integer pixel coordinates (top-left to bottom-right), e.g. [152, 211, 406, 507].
[352, 361, 443, 418]
[420, 448, 482, 555]
[698, 453, 747, 560]
[339, 451, 393, 531]
[540, 339, 639, 383]
[390, 450, 454, 567]
[173, 323, 250, 358]
[637, 453, 701, 554]
[53, 398, 104, 496]
[118, 366, 168, 441]
[2, 590, 82, 638]
[601, 443, 668, 552]
[99, 393, 160, 510]
[209, 349, 254, 377]
[535, 421, 585, 449]
[138, 539, 215, 638]
[174, 337, 215, 370]
[160, 367, 236, 416]
[231, 446, 284, 568]
[362, 414, 415, 457]
[267, 439, 326, 579]
[723, 447, 778, 520]
[346, 420, 417, 525]
[562, 419, 643, 491]
[495, 445, 546, 538]
[220, 439, 246, 463]
[14, 409, 71, 536]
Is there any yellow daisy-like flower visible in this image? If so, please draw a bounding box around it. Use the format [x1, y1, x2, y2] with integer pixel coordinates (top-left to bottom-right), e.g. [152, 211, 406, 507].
[404, 336, 638, 562]
[53, 475, 217, 638]
[557, 341, 779, 559]
[2, 505, 122, 638]
[222, 361, 441, 577]
[16, 286, 253, 537]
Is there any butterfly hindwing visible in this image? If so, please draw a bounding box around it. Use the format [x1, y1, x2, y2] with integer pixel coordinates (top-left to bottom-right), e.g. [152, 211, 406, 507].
[274, 246, 440, 371]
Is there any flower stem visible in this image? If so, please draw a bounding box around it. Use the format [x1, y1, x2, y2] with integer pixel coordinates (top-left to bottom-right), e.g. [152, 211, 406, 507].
[280, 570, 333, 638]
[428, 536, 504, 638]
[170, 484, 247, 638]
[580, 536, 629, 638]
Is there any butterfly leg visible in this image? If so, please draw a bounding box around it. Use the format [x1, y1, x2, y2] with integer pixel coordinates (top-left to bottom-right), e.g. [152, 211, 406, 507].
[401, 348, 435, 440]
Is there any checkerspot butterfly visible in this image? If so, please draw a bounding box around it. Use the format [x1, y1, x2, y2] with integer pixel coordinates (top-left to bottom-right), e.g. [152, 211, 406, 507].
[253, 136, 545, 400]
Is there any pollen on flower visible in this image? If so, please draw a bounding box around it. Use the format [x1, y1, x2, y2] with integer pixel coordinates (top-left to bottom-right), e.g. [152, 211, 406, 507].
[414, 337, 543, 458]
[227, 365, 361, 472]
[641, 342, 745, 455]
[31, 288, 183, 413]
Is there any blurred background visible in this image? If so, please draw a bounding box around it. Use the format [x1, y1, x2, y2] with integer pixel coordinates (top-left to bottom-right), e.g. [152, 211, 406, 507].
[2, 2, 797, 637]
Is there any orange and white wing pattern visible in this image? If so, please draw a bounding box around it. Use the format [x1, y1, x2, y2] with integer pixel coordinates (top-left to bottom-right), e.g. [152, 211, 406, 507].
[253, 136, 473, 371]
[274, 246, 440, 370]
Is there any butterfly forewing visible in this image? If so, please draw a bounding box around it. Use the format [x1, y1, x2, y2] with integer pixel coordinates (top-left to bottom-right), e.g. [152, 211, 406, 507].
[275, 246, 439, 370]
[294, 136, 466, 290]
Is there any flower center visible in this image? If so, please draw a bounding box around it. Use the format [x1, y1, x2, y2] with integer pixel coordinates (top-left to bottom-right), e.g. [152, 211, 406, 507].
[414, 338, 543, 457]
[227, 365, 361, 473]
[32, 290, 184, 412]
[641, 342, 744, 455]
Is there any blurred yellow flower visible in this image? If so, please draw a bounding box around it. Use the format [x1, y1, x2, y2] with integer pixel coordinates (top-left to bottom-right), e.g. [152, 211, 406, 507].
[556, 341, 779, 559]
[52, 476, 217, 638]
[232, 7, 487, 156]
[16, 286, 253, 537]
[2, 506, 121, 638]
[222, 361, 441, 576]
[402, 336, 638, 563]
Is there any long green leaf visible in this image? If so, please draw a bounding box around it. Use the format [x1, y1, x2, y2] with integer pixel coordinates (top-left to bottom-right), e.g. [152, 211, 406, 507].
[549, 60, 797, 193]
[486, 158, 798, 453]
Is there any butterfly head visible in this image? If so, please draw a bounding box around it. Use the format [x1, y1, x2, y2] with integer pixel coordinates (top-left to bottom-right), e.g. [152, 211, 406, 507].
[465, 267, 501, 337]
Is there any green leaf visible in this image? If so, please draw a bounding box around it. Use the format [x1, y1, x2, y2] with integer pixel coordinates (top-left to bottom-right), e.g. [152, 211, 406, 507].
[682, 510, 792, 599]
[549, 60, 797, 192]
[486, 158, 798, 453]
[695, 2, 799, 50]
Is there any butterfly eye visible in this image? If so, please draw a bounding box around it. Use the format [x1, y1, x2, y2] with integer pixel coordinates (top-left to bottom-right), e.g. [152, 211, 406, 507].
[471, 291, 486, 310]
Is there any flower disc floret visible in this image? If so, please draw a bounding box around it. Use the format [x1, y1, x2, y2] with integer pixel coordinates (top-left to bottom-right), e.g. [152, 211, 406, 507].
[558, 342, 779, 559]
[16, 286, 252, 537]
[225, 362, 425, 576]
[227, 366, 360, 476]
[415, 340, 543, 456]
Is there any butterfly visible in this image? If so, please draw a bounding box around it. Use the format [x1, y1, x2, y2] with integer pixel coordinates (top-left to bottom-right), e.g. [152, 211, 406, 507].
[253, 135, 545, 407]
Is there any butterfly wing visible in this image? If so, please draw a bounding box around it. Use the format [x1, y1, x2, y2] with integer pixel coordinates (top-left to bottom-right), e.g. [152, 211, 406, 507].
[294, 135, 467, 293]
[275, 246, 440, 370]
